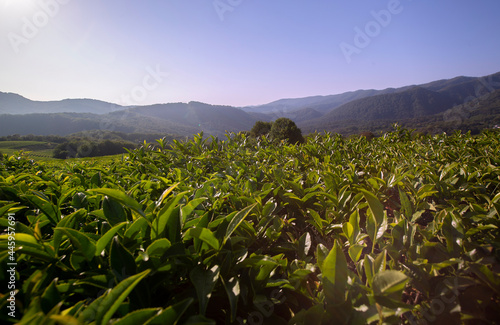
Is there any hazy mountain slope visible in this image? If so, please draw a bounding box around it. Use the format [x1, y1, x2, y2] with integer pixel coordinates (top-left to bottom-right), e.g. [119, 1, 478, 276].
[420, 72, 500, 104]
[298, 87, 456, 132]
[242, 88, 406, 115]
[2, 71, 499, 137]
[0, 92, 125, 114]
[0, 111, 206, 137]
[243, 72, 500, 122]
[0, 113, 109, 136]
[325, 87, 454, 120]
[0, 101, 260, 137]
[129, 101, 260, 135]
[243, 95, 327, 114]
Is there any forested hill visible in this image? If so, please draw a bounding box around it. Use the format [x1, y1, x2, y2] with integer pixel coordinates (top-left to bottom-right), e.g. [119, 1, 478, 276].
[1, 71, 499, 137]
[315, 87, 455, 122]
[0, 102, 260, 137]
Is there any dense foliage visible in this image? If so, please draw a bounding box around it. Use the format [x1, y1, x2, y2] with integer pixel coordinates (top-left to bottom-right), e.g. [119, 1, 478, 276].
[250, 121, 273, 138]
[52, 139, 137, 159]
[1, 128, 499, 324]
[299, 89, 500, 136]
[269, 118, 304, 144]
[250, 119, 304, 145]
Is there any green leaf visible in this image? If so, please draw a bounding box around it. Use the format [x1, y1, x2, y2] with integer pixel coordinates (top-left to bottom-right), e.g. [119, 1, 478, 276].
[316, 243, 329, 270]
[237, 255, 280, 268]
[53, 209, 86, 255]
[181, 197, 207, 224]
[224, 203, 257, 245]
[372, 270, 408, 296]
[146, 238, 172, 257]
[0, 233, 54, 262]
[90, 171, 102, 187]
[441, 213, 464, 255]
[41, 278, 61, 314]
[0, 202, 18, 218]
[373, 250, 387, 275]
[95, 222, 127, 256]
[156, 183, 180, 206]
[190, 265, 220, 315]
[360, 189, 385, 221]
[344, 227, 359, 254]
[183, 227, 220, 250]
[92, 188, 146, 218]
[362, 190, 387, 252]
[110, 236, 137, 280]
[289, 304, 325, 325]
[349, 210, 361, 244]
[322, 240, 348, 306]
[153, 192, 186, 241]
[55, 227, 95, 261]
[221, 277, 240, 323]
[298, 232, 312, 259]
[113, 308, 162, 325]
[94, 269, 151, 325]
[49, 315, 80, 325]
[364, 255, 374, 286]
[308, 209, 325, 236]
[77, 291, 106, 323]
[145, 298, 193, 325]
[124, 218, 148, 241]
[348, 244, 366, 263]
[470, 263, 500, 295]
[398, 187, 412, 219]
[25, 191, 60, 224]
[103, 196, 127, 226]
[72, 192, 88, 209]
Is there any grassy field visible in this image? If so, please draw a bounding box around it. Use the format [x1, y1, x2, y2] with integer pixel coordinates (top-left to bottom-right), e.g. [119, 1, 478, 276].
[0, 141, 57, 161]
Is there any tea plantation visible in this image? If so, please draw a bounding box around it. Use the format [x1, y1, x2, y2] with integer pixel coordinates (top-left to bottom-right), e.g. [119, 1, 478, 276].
[1, 128, 499, 324]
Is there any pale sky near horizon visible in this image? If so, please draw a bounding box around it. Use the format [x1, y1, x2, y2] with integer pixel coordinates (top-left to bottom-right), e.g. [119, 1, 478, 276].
[0, 0, 499, 107]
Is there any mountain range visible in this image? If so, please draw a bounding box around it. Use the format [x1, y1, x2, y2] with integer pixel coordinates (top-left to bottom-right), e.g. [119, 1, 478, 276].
[1, 71, 499, 137]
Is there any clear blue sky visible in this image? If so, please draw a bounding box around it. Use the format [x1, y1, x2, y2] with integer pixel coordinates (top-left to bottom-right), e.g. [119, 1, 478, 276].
[1, 0, 499, 107]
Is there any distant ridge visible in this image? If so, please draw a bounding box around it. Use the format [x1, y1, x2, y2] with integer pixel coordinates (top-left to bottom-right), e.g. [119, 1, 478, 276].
[0, 92, 125, 115]
[1, 71, 499, 136]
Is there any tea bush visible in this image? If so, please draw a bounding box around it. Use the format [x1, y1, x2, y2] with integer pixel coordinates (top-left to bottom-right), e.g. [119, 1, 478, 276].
[1, 128, 499, 324]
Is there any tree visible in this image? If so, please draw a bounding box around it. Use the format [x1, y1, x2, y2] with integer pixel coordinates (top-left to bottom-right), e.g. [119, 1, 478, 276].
[269, 118, 304, 144]
[250, 121, 273, 137]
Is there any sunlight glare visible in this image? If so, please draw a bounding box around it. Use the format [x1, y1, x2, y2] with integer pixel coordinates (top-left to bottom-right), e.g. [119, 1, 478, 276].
[1, 0, 38, 14]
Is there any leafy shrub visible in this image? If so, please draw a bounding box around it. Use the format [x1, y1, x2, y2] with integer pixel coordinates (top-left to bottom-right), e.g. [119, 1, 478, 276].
[270, 117, 304, 144]
[250, 120, 273, 137]
[1, 129, 499, 324]
[53, 139, 136, 159]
